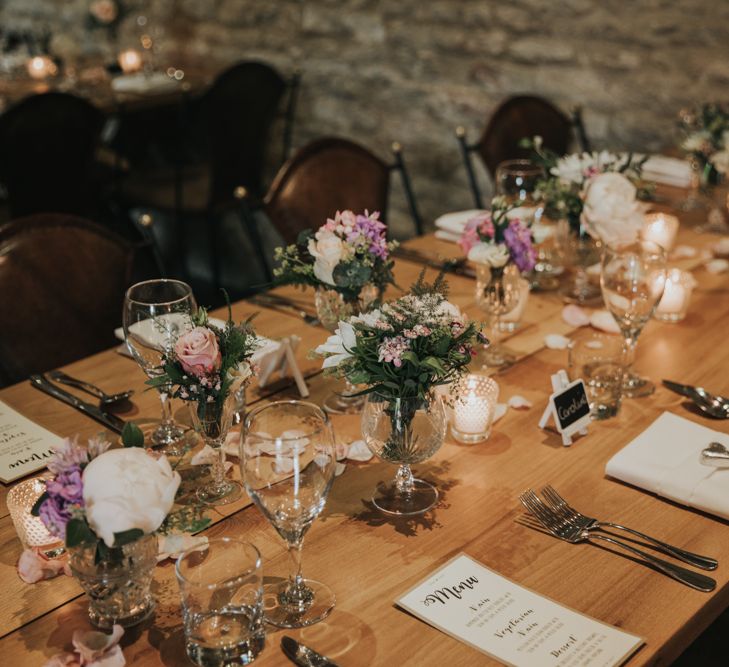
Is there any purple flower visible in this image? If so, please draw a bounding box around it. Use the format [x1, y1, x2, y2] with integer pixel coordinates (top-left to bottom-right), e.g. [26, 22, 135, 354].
[46, 468, 84, 504]
[352, 211, 389, 260]
[38, 496, 73, 540]
[503, 219, 537, 273]
[47, 437, 88, 475]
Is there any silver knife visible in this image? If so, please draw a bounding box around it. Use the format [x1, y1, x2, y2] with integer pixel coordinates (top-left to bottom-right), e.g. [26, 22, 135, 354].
[281, 636, 340, 667]
[29, 374, 126, 434]
[662, 379, 700, 399]
[394, 248, 476, 278]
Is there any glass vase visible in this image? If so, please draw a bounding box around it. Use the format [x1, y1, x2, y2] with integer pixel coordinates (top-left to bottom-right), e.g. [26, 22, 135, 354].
[361, 392, 447, 516]
[315, 284, 381, 414]
[475, 263, 521, 367]
[559, 228, 603, 305]
[190, 388, 245, 506]
[69, 534, 157, 629]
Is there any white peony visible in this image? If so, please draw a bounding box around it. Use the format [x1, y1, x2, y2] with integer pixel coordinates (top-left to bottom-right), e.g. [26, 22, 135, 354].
[308, 228, 345, 286]
[83, 448, 181, 548]
[551, 150, 619, 184]
[467, 241, 510, 268]
[581, 172, 644, 247]
[710, 149, 729, 175]
[314, 320, 357, 369]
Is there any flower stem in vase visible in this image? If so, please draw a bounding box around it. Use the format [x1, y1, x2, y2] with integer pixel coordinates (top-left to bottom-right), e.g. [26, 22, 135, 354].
[476, 265, 517, 368]
[151, 385, 186, 455]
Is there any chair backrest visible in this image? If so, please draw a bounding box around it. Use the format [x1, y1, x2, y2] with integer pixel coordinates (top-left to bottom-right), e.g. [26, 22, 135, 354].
[476, 95, 572, 178]
[263, 137, 390, 243]
[0, 92, 104, 218]
[201, 61, 288, 205]
[0, 214, 134, 387]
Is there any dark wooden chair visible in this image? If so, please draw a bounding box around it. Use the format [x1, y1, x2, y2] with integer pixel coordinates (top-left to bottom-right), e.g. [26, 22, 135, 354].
[0, 214, 135, 387]
[0, 92, 105, 218]
[457, 95, 587, 208]
[242, 137, 423, 265]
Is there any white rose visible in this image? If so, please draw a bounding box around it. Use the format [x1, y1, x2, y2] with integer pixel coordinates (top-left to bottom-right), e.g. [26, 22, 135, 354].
[581, 172, 644, 247]
[710, 150, 729, 175]
[308, 229, 344, 286]
[315, 320, 357, 369]
[83, 448, 181, 548]
[467, 241, 510, 268]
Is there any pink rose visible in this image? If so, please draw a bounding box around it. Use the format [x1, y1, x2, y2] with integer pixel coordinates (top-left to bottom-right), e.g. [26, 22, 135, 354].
[174, 327, 221, 378]
[17, 549, 70, 584]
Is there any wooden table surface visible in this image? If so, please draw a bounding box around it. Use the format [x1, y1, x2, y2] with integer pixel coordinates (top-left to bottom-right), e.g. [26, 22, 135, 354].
[1, 191, 728, 666]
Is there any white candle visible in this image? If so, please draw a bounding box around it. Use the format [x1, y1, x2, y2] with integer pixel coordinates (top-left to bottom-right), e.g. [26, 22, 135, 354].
[655, 268, 693, 322]
[454, 390, 490, 434]
[641, 213, 680, 252]
[26, 56, 57, 80]
[118, 49, 143, 74]
[450, 375, 499, 444]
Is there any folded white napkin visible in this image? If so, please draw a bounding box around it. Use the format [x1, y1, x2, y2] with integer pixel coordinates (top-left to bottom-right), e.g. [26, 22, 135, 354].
[114, 316, 226, 352]
[434, 230, 462, 243]
[605, 412, 729, 520]
[111, 72, 180, 94]
[641, 155, 693, 188]
[434, 209, 486, 236]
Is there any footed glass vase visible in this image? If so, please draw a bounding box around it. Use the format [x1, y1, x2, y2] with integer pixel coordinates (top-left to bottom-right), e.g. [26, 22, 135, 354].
[190, 389, 245, 506]
[316, 284, 381, 414]
[475, 263, 521, 367]
[362, 392, 446, 516]
[69, 534, 157, 629]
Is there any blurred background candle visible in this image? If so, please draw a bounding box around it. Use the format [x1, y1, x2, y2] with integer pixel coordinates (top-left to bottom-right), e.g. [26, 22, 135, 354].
[118, 49, 143, 74]
[7, 478, 63, 555]
[642, 213, 680, 252]
[449, 374, 499, 444]
[26, 56, 57, 80]
[655, 268, 694, 322]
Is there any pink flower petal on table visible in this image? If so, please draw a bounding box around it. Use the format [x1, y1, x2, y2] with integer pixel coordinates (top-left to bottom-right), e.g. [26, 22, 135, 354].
[335, 462, 347, 477]
[190, 444, 216, 466]
[713, 238, 729, 257]
[347, 440, 374, 462]
[507, 395, 532, 409]
[157, 534, 208, 562]
[493, 403, 508, 423]
[544, 334, 570, 350]
[72, 625, 124, 663]
[87, 645, 125, 667]
[17, 549, 68, 584]
[562, 305, 590, 328]
[335, 442, 349, 461]
[590, 310, 620, 334]
[705, 258, 729, 274]
[671, 244, 698, 259]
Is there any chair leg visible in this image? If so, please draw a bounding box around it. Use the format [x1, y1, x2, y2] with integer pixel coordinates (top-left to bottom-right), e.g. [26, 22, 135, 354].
[391, 142, 424, 237]
[208, 209, 221, 293]
[237, 194, 273, 283]
[282, 70, 301, 164]
[456, 127, 484, 209]
[570, 106, 591, 153]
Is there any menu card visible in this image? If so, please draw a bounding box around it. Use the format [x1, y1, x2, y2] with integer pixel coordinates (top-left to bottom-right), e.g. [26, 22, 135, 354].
[0, 400, 62, 483]
[397, 554, 643, 667]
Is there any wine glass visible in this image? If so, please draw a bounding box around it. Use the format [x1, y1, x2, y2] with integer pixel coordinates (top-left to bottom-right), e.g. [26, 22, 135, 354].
[475, 263, 521, 367]
[240, 401, 336, 628]
[600, 241, 667, 398]
[123, 279, 196, 455]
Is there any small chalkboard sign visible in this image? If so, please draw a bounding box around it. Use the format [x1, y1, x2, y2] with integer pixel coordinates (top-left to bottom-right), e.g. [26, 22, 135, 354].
[539, 370, 591, 446]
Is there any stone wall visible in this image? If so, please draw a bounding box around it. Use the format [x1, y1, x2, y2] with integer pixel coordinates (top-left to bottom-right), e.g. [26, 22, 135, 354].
[2, 0, 729, 236]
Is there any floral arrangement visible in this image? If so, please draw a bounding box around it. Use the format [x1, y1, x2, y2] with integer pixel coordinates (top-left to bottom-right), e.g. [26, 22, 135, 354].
[458, 197, 537, 272]
[147, 305, 259, 422]
[273, 210, 398, 302]
[31, 427, 206, 559]
[678, 104, 729, 179]
[521, 136, 647, 233]
[314, 272, 486, 401]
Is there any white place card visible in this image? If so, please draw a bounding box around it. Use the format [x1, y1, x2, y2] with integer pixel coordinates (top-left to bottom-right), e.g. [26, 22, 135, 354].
[397, 554, 643, 667]
[0, 400, 63, 484]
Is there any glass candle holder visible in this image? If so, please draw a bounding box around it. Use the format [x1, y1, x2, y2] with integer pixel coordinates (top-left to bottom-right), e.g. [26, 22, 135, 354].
[448, 375, 500, 444]
[641, 213, 680, 252]
[7, 477, 63, 555]
[26, 56, 57, 80]
[118, 49, 143, 74]
[655, 268, 695, 323]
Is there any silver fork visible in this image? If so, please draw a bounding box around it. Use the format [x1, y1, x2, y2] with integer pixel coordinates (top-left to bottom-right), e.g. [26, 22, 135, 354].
[541, 485, 718, 571]
[519, 490, 716, 592]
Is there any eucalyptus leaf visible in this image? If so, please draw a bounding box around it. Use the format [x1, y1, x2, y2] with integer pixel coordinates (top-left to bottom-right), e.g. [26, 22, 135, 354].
[121, 422, 145, 448]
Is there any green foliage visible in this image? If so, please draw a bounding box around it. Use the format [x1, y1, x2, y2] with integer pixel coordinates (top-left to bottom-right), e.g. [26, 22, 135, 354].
[30, 492, 48, 517]
[121, 422, 145, 448]
[65, 517, 96, 548]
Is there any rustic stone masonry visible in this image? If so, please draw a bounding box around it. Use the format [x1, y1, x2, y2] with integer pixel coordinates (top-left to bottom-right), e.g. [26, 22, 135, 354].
[2, 0, 728, 235]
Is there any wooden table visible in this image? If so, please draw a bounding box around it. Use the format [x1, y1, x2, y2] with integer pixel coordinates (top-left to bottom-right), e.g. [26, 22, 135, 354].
[1, 191, 728, 666]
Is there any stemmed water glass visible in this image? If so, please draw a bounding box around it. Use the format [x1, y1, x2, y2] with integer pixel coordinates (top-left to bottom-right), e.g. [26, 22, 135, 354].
[600, 241, 667, 398]
[240, 401, 337, 628]
[123, 279, 197, 455]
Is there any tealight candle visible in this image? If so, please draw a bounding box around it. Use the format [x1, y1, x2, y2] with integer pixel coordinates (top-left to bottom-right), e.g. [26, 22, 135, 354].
[118, 49, 143, 74]
[655, 268, 694, 323]
[26, 56, 57, 80]
[7, 478, 62, 554]
[641, 213, 680, 252]
[450, 375, 499, 444]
